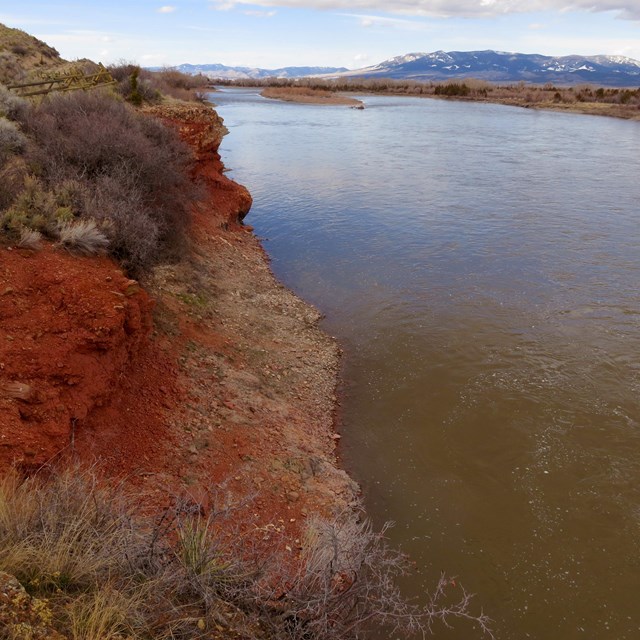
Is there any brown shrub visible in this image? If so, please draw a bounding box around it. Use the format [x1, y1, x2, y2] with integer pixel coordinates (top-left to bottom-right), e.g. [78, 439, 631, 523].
[108, 63, 210, 104]
[16, 90, 196, 274]
[0, 85, 29, 121]
[0, 118, 27, 167]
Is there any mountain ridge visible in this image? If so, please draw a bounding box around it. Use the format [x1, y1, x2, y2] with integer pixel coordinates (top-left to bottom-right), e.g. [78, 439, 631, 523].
[148, 62, 348, 80]
[337, 50, 640, 86]
[166, 50, 640, 87]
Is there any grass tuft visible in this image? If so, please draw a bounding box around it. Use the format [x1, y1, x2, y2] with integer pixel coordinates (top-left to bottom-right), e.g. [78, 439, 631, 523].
[57, 219, 109, 256]
[17, 226, 41, 250]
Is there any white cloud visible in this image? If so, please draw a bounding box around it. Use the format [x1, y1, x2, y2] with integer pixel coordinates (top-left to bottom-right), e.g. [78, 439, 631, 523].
[521, 33, 640, 59]
[340, 12, 433, 30]
[208, 0, 640, 20]
[141, 53, 166, 61]
[243, 9, 277, 16]
[38, 29, 120, 45]
[212, 1, 237, 10]
[158, 5, 177, 12]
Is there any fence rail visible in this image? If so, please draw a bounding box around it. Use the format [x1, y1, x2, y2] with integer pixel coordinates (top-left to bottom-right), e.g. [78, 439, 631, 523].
[8, 64, 116, 97]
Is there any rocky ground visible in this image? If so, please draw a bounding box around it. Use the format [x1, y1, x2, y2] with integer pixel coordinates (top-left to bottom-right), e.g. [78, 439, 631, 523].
[0, 103, 358, 544]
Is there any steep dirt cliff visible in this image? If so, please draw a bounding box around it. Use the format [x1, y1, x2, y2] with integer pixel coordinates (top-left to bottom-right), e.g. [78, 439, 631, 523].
[0, 103, 357, 538]
[0, 246, 153, 468]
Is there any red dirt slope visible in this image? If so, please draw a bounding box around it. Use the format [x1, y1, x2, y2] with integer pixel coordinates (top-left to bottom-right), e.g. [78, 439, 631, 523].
[0, 103, 357, 535]
[0, 245, 153, 469]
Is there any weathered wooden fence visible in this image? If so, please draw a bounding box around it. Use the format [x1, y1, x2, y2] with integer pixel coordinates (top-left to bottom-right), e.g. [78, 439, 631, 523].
[8, 64, 116, 97]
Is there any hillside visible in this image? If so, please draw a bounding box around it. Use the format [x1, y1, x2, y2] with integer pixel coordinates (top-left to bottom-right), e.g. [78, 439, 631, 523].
[0, 23, 64, 84]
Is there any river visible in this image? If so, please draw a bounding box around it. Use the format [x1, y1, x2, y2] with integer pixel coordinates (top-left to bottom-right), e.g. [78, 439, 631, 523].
[210, 87, 640, 639]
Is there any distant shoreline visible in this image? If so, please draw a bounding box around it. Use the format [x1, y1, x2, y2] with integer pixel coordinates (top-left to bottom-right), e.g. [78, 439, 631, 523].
[218, 80, 640, 121]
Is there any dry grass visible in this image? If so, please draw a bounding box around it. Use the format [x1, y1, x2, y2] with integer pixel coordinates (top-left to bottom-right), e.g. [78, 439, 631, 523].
[17, 226, 42, 250]
[0, 468, 494, 640]
[65, 587, 140, 640]
[0, 470, 133, 593]
[57, 219, 109, 256]
[0, 22, 62, 83]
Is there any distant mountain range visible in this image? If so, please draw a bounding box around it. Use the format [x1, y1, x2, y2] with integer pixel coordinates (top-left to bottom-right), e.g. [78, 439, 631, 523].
[163, 50, 640, 87]
[149, 63, 348, 80]
[331, 50, 640, 86]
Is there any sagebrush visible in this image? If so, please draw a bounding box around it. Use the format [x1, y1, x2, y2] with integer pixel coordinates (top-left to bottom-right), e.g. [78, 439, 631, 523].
[0, 89, 198, 274]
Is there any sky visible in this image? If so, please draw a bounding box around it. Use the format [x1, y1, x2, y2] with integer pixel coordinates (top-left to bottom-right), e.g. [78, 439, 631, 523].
[2, 1, 640, 70]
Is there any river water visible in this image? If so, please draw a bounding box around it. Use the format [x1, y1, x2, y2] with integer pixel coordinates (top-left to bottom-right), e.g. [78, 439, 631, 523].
[210, 88, 640, 639]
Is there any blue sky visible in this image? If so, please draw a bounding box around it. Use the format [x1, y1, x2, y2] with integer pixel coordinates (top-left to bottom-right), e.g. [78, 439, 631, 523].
[2, 1, 640, 69]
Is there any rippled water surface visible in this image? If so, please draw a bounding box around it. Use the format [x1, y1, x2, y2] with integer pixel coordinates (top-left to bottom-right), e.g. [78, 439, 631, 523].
[211, 88, 640, 639]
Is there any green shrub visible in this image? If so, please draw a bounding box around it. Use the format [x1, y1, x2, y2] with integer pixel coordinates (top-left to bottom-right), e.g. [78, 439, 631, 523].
[127, 66, 143, 106]
[1, 175, 56, 234]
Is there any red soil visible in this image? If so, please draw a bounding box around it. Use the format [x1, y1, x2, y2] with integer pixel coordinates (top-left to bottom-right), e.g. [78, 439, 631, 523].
[0, 245, 154, 470]
[0, 104, 356, 542]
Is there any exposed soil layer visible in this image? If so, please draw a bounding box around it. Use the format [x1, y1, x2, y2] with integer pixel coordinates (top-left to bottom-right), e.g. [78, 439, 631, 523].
[0, 245, 153, 469]
[0, 103, 357, 539]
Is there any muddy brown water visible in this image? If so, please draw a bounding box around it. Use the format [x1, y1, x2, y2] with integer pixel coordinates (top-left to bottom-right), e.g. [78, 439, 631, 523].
[212, 88, 640, 639]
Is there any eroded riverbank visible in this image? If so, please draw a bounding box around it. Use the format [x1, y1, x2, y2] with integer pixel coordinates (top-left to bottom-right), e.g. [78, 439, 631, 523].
[1, 102, 358, 539]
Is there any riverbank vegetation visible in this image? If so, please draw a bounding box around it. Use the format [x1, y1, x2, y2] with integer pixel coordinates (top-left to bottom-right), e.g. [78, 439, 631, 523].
[0, 81, 199, 275]
[0, 467, 494, 639]
[261, 86, 364, 107]
[220, 76, 640, 120]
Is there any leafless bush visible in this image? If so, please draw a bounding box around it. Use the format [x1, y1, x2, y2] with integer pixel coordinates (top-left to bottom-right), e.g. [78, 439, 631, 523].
[244, 510, 494, 640]
[0, 85, 29, 121]
[108, 63, 209, 104]
[57, 219, 109, 255]
[15, 90, 196, 274]
[0, 118, 27, 167]
[0, 156, 27, 211]
[149, 68, 210, 102]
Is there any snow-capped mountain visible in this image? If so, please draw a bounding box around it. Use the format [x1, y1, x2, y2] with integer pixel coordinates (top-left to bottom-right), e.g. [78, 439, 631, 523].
[161, 51, 640, 86]
[330, 50, 640, 86]
[149, 63, 348, 80]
